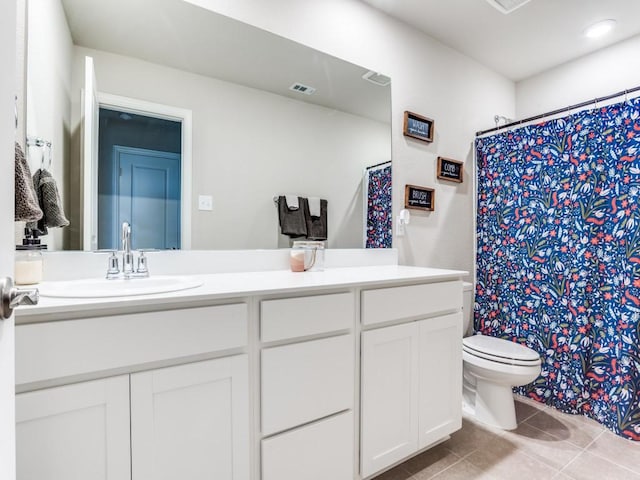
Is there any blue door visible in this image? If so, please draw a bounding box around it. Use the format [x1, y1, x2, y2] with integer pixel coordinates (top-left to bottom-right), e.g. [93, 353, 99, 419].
[116, 146, 181, 250]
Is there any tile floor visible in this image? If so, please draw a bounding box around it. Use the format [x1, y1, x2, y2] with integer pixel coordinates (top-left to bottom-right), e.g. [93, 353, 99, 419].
[373, 396, 640, 480]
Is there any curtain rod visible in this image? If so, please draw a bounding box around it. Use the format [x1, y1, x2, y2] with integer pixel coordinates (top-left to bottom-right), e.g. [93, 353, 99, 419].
[366, 160, 391, 170]
[476, 84, 640, 137]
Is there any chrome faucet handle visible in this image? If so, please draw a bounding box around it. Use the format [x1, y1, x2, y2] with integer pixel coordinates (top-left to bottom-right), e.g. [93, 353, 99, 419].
[106, 251, 120, 279]
[123, 252, 135, 274]
[136, 251, 149, 276]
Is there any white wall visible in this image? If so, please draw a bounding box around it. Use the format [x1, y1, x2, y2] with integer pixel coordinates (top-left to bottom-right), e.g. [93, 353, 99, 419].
[517, 34, 640, 118]
[19, 0, 73, 250]
[184, 0, 515, 275]
[72, 47, 391, 250]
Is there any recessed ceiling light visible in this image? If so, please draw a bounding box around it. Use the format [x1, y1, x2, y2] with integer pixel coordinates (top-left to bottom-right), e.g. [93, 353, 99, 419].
[583, 19, 616, 39]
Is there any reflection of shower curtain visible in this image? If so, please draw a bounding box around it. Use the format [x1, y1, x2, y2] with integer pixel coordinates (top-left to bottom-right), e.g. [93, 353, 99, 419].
[475, 97, 640, 440]
[364, 162, 392, 248]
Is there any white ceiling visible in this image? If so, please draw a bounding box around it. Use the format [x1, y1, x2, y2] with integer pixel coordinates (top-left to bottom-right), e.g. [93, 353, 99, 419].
[61, 0, 391, 123]
[360, 0, 640, 81]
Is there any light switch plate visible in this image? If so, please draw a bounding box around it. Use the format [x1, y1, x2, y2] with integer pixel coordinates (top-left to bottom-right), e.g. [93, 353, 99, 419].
[198, 195, 213, 211]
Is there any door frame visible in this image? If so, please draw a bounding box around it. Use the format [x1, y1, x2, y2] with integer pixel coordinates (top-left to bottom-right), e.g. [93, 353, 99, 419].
[1, 0, 17, 477]
[86, 93, 193, 250]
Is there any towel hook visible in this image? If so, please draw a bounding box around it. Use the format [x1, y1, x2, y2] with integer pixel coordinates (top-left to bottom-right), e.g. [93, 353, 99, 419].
[46, 142, 52, 170]
[39, 141, 52, 171]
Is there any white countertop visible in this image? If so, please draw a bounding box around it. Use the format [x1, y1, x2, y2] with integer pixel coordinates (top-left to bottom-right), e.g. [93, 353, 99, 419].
[16, 265, 467, 323]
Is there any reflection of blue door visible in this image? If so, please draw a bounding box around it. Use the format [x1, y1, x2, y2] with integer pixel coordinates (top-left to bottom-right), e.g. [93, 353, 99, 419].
[115, 146, 181, 250]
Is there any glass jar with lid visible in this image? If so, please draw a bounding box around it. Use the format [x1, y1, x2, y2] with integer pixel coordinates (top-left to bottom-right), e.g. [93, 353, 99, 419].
[15, 229, 46, 285]
[290, 241, 325, 272]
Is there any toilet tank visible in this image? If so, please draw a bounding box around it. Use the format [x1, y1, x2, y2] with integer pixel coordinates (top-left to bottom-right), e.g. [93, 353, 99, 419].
[462, 282, 474, 337]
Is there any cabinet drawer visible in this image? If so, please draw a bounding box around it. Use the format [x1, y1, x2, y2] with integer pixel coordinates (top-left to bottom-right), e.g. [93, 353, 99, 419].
[262, 411, 353, 480]
[261, 292, 354, 342]
[361, 281, 462, 326]
[16, 303, 248, 387]
[261, 334, 354, 436]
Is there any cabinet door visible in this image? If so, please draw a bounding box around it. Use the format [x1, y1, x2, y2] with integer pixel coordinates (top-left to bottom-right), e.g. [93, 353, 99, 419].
[360, 322, 419, 478]
[131, 355, 249, 480]
[418, 313, 463, 449]
[16, 376, 131, 480]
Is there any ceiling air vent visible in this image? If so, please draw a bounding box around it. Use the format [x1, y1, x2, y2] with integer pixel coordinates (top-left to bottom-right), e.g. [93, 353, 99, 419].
[485, 0, 532, 14]
[362, 71, 391, 87]
[289, 83, 316, 95]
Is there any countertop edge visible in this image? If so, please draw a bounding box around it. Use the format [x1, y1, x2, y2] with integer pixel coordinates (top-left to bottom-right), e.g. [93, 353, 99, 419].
[16, 266, 468, 323]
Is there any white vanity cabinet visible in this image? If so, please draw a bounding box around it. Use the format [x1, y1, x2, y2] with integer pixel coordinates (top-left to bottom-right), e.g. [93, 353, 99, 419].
[259, 292, 355, 480]
[16, 304, 250, 480]
[360, 282, 463, 478]
[16, 265, 467, 480]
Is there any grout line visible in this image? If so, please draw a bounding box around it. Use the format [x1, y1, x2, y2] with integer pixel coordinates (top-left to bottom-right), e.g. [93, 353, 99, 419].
[582, 430, 640, 476]
[520, 417, 588, 450]
[489, 433, 564, 476]
[518, 408, 542, 423]
[423, 455, 466, 480]
[521, 406, 608, 450]
[581, 428, 604, 451]
[570, 446, 640, 478]
[507, 417, 586, 472]
[403, 446, 466, 480]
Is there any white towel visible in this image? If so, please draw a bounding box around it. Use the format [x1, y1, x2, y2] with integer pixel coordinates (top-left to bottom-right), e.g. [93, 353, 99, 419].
[285, 195, 299, 210]
[308, 197, 321, 217]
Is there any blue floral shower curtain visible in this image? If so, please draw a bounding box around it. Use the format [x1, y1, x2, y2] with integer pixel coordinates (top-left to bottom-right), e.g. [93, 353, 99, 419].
[475, 97, 640, 440]
[365, 163, 392, 248]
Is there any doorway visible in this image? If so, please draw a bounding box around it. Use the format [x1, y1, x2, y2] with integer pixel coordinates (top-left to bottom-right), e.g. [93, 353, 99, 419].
[97, 108, 182, 250]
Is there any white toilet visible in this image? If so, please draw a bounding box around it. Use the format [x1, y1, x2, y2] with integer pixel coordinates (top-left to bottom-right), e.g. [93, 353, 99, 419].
[462, 282, 541, 430]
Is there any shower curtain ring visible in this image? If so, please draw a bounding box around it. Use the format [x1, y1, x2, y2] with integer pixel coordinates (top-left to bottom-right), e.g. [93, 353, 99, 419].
[624, 90, 629, 103]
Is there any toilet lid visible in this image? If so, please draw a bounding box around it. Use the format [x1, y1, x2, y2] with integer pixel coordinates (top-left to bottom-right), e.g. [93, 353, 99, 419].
[463, 335, 540, 364]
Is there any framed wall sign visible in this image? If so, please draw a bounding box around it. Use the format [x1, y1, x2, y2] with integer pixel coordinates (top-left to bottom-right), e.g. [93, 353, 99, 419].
[403, 111, 434, 143]
[437, 157, 464, 183]
[404, 184, 435, 211]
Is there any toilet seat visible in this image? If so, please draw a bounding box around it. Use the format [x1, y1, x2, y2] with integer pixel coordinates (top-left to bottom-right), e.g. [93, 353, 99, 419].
[463, 335, 540, 367]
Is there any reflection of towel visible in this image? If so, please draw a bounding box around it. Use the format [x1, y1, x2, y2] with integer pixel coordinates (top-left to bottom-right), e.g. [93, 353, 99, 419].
[27, 169, 69, 235]
[14, 142, 43, 222]
[305, 198, 327, 240]
[278, 196, 307, 237]
[308, 196, 321, 217]
[285, 195, 299, 210]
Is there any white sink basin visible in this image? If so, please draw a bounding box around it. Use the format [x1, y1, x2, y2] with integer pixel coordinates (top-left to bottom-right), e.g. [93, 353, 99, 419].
[38, 275, 204, 298]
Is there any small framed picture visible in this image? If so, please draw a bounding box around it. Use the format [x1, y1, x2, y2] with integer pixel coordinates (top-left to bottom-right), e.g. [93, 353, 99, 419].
[437, 157, 464, 183]
[403, 111, 434, 143]
[404, 184, 435, 211]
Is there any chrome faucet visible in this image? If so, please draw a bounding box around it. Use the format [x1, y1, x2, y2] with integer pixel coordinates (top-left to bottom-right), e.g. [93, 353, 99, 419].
[122, 222, 134, 275]
[105, 222, 150, 279]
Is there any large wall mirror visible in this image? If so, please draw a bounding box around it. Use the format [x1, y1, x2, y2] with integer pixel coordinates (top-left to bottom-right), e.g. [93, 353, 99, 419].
[22, 0, 392, 251]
